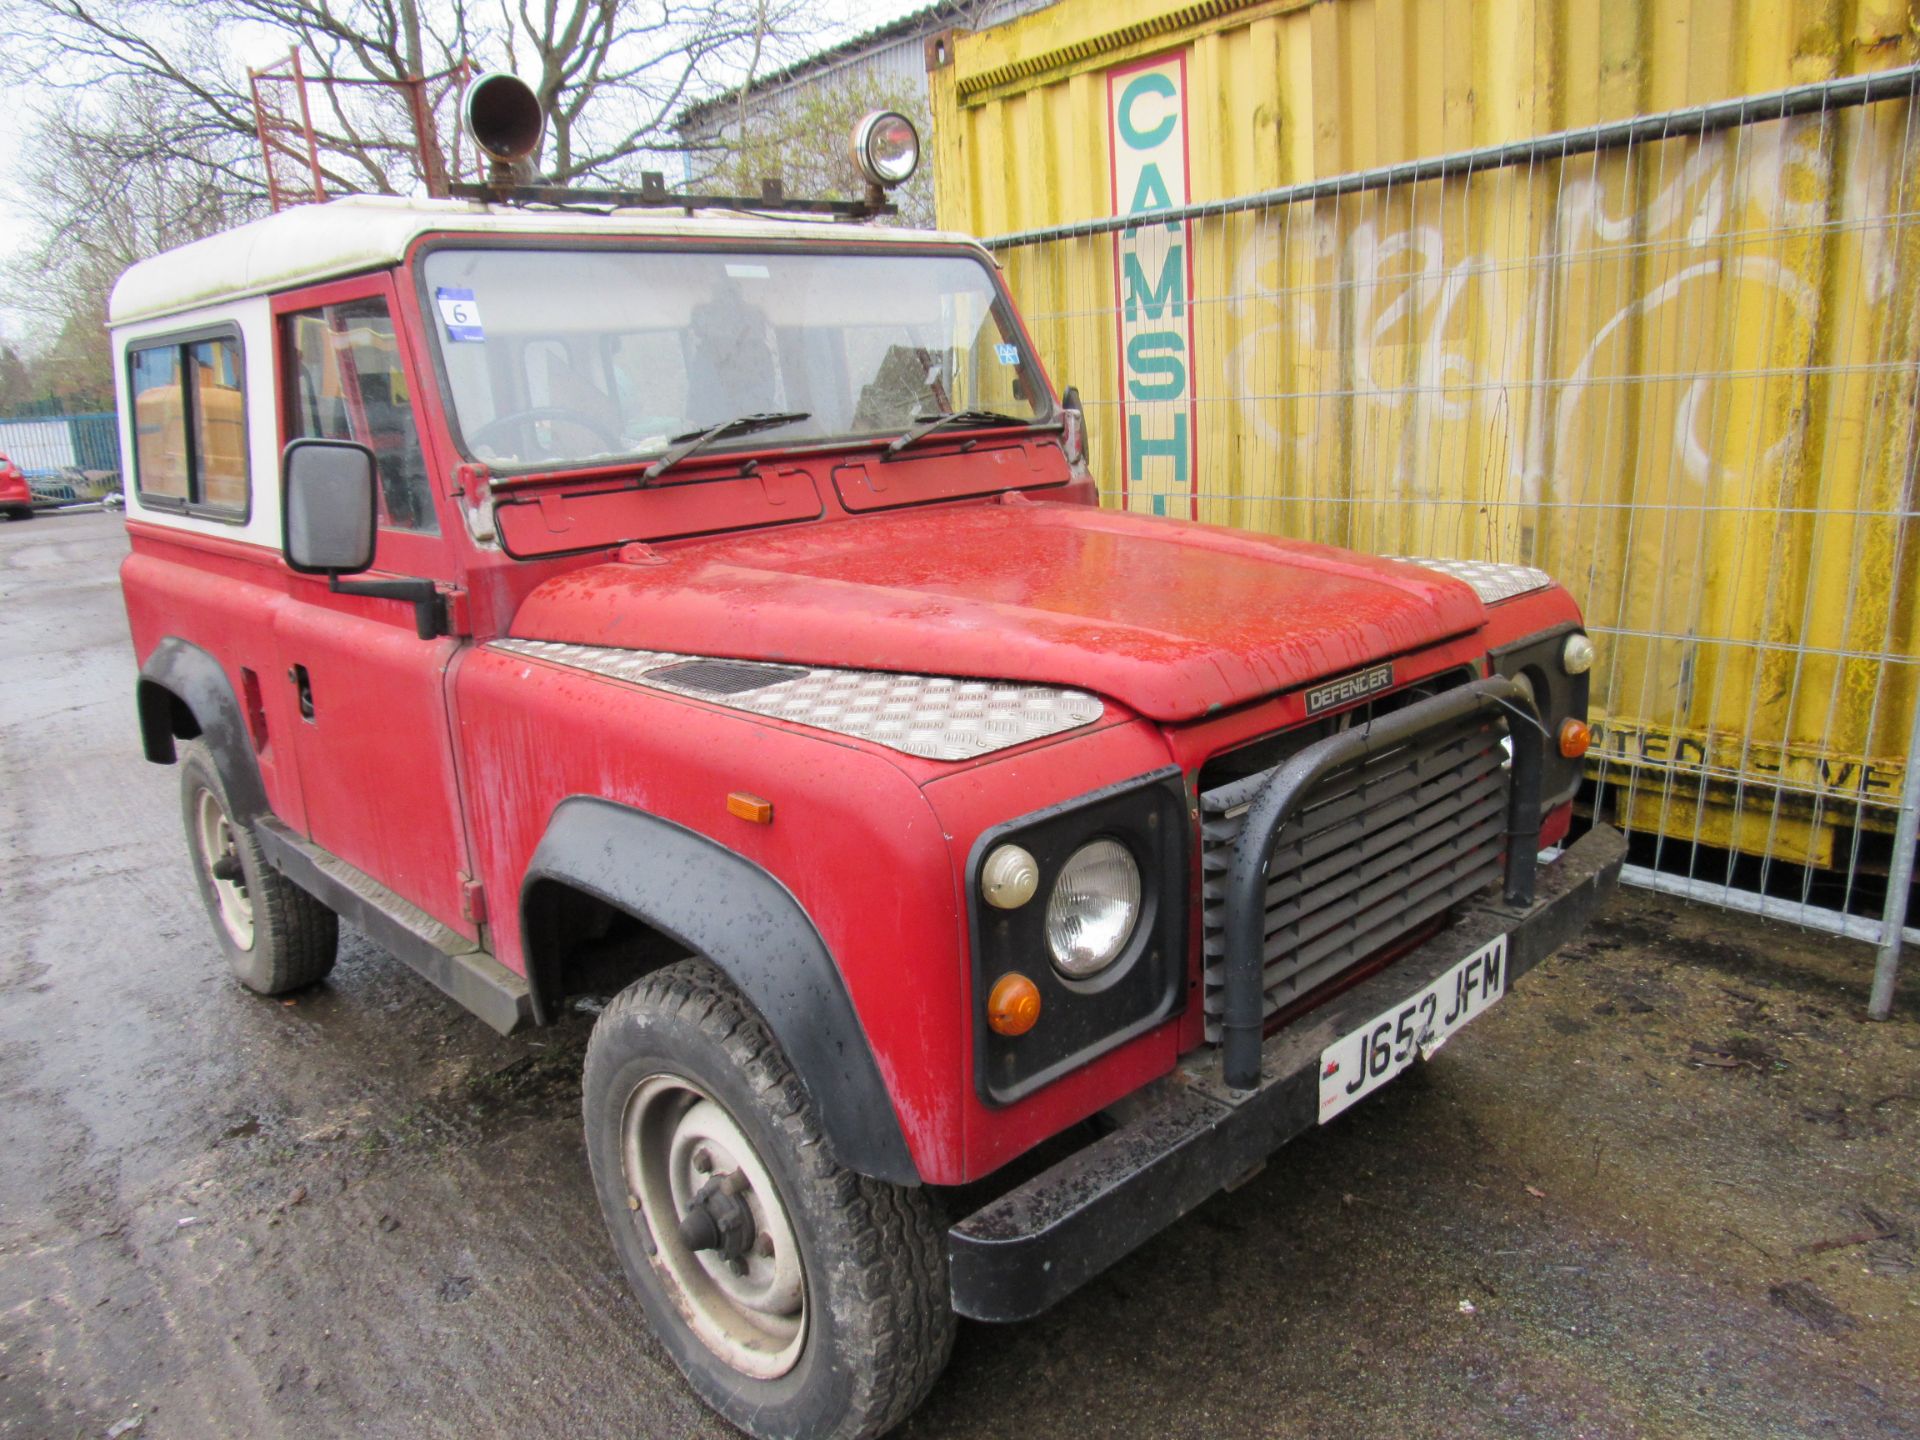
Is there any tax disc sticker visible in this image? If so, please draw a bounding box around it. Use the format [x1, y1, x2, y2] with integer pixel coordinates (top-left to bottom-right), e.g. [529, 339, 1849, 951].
[435, 288, 485, 342]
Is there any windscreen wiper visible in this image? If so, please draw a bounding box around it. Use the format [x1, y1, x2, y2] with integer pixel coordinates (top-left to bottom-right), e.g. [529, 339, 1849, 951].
[885, 409, 1057, 458]
[642, 411, 811, 483]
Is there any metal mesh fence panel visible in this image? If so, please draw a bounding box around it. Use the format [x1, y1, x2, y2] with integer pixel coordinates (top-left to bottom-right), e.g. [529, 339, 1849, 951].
[0, 413, 120, 500]
[981, 71, 1920, 988]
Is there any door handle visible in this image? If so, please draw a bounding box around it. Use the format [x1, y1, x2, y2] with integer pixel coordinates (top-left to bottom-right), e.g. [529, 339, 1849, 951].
[289, 664, 314, 720]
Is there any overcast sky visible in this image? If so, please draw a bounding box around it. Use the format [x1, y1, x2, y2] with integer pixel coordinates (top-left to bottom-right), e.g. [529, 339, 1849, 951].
[0, 0, 929, 349]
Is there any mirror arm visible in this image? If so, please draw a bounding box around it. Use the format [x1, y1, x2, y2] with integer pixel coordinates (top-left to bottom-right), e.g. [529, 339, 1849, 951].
[328, 574, 447, 641]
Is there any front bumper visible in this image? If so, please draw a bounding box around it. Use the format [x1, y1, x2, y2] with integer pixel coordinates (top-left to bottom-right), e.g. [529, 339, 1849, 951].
[947, 823, 1627, 1323]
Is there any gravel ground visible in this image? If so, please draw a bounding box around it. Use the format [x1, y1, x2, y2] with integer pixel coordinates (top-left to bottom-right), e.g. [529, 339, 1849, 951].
[1, 510, 1916, 1440]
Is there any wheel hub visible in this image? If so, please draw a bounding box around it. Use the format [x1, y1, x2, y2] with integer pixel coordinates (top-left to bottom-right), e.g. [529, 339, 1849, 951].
[622, 1075, 806, 1379]
[677, 1172, 757, 1263]
[195, 788, 254, 949]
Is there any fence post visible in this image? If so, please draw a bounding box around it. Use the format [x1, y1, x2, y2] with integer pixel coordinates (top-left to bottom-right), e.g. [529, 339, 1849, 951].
[1869, 715, 1920, 1020]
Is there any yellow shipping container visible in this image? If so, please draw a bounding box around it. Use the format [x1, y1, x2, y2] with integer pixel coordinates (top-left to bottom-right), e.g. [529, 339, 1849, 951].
[930, 0, 1920, 871]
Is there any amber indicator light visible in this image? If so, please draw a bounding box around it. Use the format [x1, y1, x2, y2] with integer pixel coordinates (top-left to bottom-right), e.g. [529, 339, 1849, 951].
[987, 973, 1042, 1037]
[1558, 719, 1591, 760]
[727, 791, 774, 824]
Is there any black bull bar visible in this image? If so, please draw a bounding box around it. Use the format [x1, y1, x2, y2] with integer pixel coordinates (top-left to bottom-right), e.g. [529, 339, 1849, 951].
[947, 678, 1626, 1323]
[1222, 675, 1543, 1091]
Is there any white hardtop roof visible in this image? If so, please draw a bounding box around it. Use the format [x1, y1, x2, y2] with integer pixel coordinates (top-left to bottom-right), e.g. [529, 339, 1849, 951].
[109, 194, 987, 326]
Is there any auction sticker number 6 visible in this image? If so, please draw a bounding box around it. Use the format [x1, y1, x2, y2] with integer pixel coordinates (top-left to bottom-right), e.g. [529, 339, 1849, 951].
[435, 287, 486, 343]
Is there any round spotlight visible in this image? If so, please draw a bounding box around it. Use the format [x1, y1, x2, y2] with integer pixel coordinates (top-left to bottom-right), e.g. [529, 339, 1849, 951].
[1562, 632, 1596, 676]
[464, 71, 545, 165]
[850, 110, 920, 188]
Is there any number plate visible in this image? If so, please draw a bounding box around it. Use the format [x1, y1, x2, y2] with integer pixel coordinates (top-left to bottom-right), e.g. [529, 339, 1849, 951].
[1317, 935, 1508, 1123]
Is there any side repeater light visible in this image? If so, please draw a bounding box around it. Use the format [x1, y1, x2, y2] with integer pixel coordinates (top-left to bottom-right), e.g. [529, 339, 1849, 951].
[1558, 719, 1591, 760]
[987, 973, 1042, 1036]
[982, 843, 1039, 909]
[726, 791, 773, 824]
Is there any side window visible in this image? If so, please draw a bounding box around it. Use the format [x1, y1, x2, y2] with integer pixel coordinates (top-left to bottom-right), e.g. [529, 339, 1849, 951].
[191, 338, 247, 512]
[127, 332, 248, 517]
[285, 298, 437, 534]
[131, 347, 188, 500]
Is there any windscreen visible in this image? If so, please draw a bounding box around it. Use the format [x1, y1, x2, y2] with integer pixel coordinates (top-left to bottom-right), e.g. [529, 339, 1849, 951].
[420, 245, 1053, 472]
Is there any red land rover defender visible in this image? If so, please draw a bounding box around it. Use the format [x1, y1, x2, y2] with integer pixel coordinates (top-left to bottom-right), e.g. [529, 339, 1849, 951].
[115, 89, 1622, 1440]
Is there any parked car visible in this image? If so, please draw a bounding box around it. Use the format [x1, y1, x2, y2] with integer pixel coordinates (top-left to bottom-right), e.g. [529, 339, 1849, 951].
[113, 76, 1623, 1440]
[0, 453, 32, 519]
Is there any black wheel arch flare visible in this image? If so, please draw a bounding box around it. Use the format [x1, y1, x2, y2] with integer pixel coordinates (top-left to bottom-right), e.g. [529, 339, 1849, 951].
[520, 796, 920, 1186]
[136, 637, 270, 825]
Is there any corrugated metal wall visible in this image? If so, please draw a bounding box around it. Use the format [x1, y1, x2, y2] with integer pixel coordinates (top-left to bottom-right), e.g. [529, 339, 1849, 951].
[935, 0, 1916, 231]
[930, 0, 1920, 923]
[677, 0, 1052, 148]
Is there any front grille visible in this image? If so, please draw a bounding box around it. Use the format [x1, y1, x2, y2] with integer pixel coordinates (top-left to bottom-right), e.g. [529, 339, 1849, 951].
[1200, 705, 1510, 1037]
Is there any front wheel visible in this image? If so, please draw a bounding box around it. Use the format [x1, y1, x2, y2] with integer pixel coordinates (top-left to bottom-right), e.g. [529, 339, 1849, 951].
[584, 961, 953, 1440]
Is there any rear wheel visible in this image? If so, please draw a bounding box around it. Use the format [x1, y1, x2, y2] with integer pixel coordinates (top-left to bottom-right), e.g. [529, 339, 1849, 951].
[4, 507, 30, 521]
[584, 960, 953, 1440]
[180, 741, 337, 994]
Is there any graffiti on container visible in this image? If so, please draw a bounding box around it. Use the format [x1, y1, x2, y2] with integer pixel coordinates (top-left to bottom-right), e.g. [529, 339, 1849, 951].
[1588, 719, 1904, 803]
[1219, 117, 1884, 505]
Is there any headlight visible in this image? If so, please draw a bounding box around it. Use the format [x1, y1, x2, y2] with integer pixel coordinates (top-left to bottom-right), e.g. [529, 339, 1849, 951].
[1044, 839, 1141, 978]
[1562, 632, 1595, 675]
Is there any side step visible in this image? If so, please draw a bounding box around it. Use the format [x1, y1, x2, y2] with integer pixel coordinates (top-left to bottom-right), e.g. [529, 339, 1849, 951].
[254, 818, 533, 1036]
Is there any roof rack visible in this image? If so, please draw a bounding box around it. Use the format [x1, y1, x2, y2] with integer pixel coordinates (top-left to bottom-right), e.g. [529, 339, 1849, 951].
[247, 49, 481, 213]
[446, 171, 893, 221]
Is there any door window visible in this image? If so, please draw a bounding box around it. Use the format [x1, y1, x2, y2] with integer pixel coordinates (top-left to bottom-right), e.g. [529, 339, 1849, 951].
[284, 298, 437, 533]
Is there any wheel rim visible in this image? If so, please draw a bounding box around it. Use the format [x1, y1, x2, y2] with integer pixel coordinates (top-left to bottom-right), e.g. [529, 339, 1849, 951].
[621, 1073, 806, 1380]
[194, 787, 255, 949]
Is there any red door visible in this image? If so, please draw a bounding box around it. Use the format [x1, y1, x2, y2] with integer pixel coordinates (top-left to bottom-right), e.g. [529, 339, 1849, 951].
[270, 273, 477, 937]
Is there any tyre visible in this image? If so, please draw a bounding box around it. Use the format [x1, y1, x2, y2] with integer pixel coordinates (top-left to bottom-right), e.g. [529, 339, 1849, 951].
[4, 507, 30, 521]
[180, 740, 338, 994]
[584, 960, 954, 1440]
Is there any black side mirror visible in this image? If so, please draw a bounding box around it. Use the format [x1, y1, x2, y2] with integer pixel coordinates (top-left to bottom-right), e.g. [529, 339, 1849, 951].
[1060, 386, 1088, 469]
[280, 438, 446, 640]
[282, 438, 377, 576]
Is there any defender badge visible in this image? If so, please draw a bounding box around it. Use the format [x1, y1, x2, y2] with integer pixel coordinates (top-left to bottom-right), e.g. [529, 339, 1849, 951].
[1304, 662, 1395, 716]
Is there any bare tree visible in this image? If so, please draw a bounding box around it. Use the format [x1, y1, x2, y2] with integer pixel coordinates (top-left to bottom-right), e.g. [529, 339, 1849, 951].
[688, 71, 936, 227]
[0, 0, 824, 195]
[0, 0, 827, 399]
[2, 85, 255, 408]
